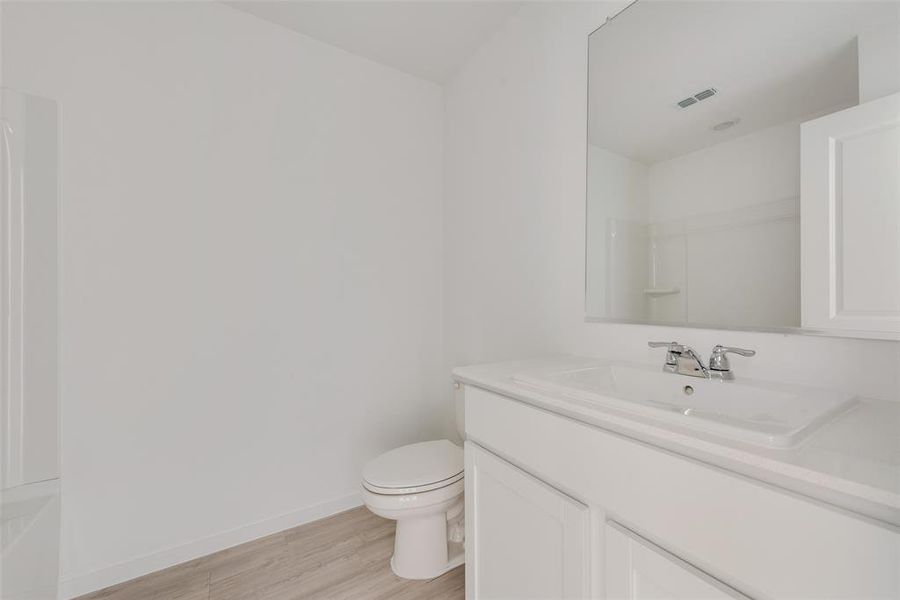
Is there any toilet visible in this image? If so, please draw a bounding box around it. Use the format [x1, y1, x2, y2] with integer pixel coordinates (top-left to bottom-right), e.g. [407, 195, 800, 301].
[362, 391, 466, 580]
[362, 439, 465, 579]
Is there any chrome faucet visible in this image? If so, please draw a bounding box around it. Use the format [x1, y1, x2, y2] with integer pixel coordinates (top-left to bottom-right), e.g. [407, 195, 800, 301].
[649, 342, 755, 380]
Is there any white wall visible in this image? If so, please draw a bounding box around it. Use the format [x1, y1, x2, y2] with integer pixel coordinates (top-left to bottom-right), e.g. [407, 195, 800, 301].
[2, 2, 447, 596]
[858, 21, 900, 103]
[444, 2, 900, 403]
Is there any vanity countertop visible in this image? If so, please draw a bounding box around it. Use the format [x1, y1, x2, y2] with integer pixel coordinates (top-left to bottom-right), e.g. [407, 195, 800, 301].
[453, 356, 900, 528]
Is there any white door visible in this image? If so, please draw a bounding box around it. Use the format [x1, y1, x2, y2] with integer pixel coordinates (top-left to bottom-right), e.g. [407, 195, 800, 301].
[465, 442, 590, 600]
[605, 522, 746, 600]
[801, 92, 900, 338]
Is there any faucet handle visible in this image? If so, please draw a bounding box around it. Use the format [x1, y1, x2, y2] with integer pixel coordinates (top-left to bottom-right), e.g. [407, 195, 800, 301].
[648, 341, 682, 351]
[709, 345, 756, 373]
[648, 341, 683, 367]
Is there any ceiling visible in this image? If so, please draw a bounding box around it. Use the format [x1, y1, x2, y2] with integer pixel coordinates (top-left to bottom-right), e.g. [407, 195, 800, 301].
[589, 1, 900, 164]
[224, 1, 522, 83]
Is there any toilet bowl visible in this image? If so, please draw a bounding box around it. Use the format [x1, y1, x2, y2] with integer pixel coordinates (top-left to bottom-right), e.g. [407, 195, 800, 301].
[362, 439, 465, 580]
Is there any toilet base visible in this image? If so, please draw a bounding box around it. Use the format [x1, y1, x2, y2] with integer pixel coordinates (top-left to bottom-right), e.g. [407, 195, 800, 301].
[391, 539, 465, 580]
[388, 508, 465, 580]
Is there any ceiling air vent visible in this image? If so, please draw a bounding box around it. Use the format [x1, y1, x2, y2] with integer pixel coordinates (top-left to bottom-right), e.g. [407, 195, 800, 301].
[676, 88, 718, 108]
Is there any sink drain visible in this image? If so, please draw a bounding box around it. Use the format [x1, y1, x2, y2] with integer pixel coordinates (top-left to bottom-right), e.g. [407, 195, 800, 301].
[683, 385, 694, 395]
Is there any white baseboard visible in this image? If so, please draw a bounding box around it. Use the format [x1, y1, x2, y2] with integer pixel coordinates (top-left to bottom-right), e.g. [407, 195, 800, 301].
[58, 492, 363, 599]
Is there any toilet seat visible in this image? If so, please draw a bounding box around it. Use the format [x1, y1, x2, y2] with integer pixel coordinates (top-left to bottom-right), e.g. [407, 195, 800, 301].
[362, 478, 465, 515]
[363, 471, 463, 495]
[363, 440, 463, 495]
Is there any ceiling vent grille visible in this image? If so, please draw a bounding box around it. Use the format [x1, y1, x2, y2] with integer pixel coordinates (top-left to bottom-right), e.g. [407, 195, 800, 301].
[677, 88, 717, 108]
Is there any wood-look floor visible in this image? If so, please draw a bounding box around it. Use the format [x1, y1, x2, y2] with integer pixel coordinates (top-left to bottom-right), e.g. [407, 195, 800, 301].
[77, 507, 465, 600]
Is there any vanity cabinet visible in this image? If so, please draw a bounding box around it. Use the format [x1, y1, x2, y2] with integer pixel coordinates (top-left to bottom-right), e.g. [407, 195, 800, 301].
[604, 522, 743, 600]
[463, 384, 900, 600]
[466, 443, 589, 599]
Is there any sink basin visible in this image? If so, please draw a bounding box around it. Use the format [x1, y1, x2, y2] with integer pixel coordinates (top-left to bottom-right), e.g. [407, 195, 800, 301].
[512, 362, 857, 448]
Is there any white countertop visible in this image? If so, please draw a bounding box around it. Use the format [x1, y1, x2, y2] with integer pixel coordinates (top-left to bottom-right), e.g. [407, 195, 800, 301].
[453, 356, 900, 528]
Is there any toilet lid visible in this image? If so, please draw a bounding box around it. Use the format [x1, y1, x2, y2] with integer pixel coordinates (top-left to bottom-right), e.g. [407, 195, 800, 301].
[363, 440, 463, 490]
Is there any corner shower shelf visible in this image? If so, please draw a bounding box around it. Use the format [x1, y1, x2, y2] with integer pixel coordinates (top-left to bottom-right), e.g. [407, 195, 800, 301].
[643, 287, 681, 297]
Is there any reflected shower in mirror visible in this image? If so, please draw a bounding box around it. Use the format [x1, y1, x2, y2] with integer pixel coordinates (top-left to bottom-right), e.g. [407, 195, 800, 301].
[585, 1, 899, 331]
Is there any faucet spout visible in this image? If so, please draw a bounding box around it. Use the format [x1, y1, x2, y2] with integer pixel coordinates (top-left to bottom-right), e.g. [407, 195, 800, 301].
[649, 341, 709, 378]
[675, 346, 709, 378]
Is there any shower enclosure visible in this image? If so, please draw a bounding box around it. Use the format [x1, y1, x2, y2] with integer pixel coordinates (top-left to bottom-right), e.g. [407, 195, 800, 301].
[0, 88, 60, 600]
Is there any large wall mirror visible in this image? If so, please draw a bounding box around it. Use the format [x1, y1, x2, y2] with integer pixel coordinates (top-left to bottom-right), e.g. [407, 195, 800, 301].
[586, 1, 900, 336]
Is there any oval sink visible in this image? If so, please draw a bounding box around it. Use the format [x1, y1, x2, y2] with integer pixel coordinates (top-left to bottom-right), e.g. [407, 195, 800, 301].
[512, 362, 857, 448]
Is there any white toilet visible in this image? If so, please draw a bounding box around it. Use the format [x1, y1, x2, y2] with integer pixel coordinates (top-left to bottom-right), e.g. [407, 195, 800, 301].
[362, 395, 466, 580]
[362, 439, 465, 579]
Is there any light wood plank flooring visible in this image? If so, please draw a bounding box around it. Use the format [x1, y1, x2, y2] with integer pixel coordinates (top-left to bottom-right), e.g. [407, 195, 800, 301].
[77, 507, 465, 600]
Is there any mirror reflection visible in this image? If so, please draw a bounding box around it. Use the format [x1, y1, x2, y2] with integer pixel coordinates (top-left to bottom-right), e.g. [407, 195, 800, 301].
[586, 1, 899, 331]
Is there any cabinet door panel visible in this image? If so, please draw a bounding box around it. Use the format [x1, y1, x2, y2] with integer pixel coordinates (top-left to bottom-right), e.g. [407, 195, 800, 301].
[466, 442, 589, 599]
[605, 522, 746, 600]
[801, 91, 900, 338]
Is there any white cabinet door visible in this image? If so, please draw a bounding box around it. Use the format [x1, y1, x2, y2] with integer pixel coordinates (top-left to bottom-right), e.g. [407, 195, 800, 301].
[801, 92, 900, 339]
[605, 522, 745, 600]
[465, 442, 590, 600]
